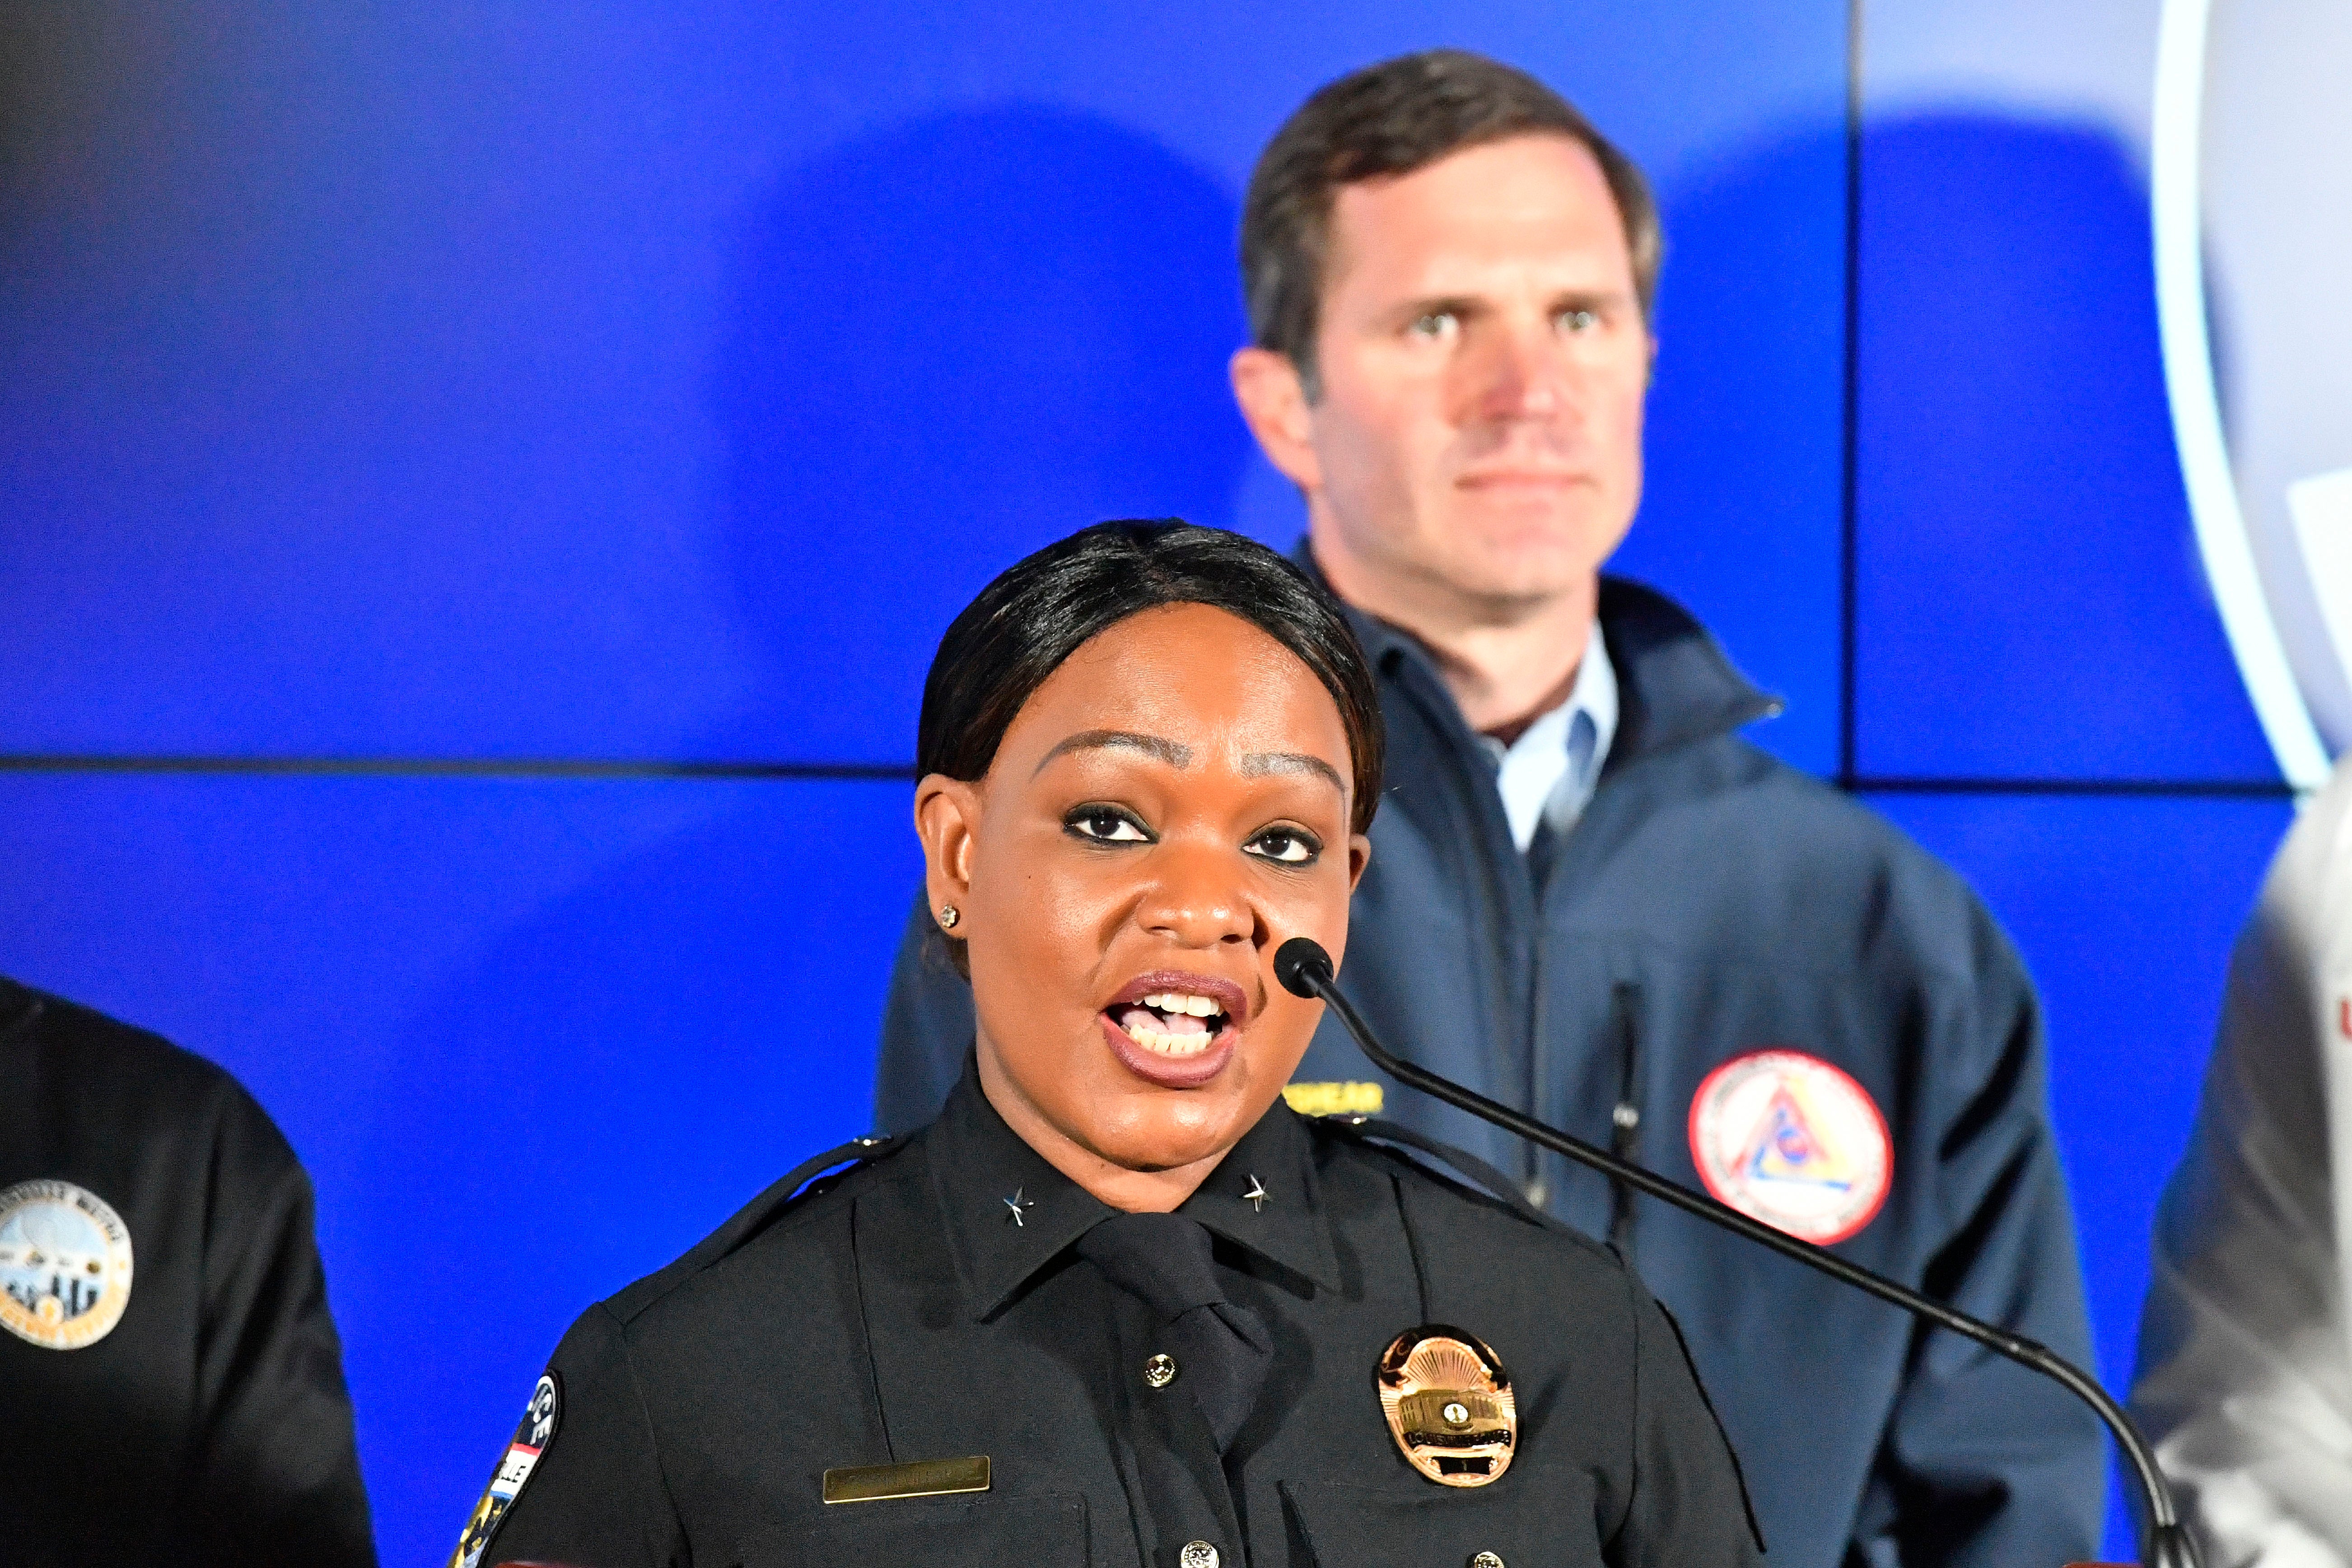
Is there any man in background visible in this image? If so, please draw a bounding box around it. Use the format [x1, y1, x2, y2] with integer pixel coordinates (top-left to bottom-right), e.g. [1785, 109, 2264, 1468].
[0, 975, 376, 1566]
[876, 50, 2103, 1565]
[2134, 753, 2352, 1565]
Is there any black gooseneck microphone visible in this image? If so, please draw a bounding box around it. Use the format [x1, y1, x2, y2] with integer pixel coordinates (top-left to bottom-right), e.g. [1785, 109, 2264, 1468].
[1273, 936, 2198, 1568]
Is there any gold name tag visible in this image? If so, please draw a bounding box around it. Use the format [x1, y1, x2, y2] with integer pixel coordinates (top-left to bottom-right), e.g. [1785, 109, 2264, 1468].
[821, 1455, 991, 1504]
[1282, 1081, 1384, 1116]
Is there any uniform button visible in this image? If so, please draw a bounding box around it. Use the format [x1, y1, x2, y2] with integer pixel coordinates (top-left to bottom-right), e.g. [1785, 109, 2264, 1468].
[1143, 1353, 1178, 1389]
[1180, 1542, 1220, 1568]
[1470, 1554, 1505, 1568]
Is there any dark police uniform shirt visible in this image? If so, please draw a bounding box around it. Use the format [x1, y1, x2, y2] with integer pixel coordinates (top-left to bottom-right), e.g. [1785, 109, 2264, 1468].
[470, 1063, 1762, 1568]
[877, 572, 2106, 1568]
[0, 977, 376, 1568]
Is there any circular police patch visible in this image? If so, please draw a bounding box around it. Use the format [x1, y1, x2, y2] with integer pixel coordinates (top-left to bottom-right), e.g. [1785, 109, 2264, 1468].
[1688, 1051, 1890, 1245]
[0, 1179, 135, 1350]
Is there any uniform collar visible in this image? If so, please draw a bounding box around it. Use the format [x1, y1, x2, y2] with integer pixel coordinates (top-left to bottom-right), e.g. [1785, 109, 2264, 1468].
[1287, 539, 1780, 767]
[924, 1055, 1344, 1321]
[0, 977, 41, 1040]
[1590, 574, 1782, 762]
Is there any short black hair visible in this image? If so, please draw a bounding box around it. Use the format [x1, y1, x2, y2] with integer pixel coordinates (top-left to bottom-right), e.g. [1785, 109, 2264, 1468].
[919, 520, 1384, 834]
[1240, 48, 1662, 399]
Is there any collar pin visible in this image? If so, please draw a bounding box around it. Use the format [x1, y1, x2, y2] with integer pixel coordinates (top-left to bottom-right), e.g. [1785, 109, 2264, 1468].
[1243, 1175, 1269, 1213]
[1003, 1188, 1034, 1227]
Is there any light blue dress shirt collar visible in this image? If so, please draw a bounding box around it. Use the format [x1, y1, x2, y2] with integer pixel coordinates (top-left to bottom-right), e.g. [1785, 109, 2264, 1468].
[1476, 622, 1620, 852]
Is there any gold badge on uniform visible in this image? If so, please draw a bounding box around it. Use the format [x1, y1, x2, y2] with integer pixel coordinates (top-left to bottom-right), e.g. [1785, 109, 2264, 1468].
[1376, 1325, 1516, 1487]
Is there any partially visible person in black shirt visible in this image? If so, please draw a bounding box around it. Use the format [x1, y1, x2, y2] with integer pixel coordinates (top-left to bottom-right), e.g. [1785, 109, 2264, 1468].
[0, 976, 376, 1567]
[460, 521, 1760, 1568]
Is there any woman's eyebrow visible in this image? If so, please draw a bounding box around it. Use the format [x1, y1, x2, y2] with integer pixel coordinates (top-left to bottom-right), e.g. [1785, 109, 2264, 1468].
[1034, 729, 1193, 775]
[1241, 751, 1346, 793]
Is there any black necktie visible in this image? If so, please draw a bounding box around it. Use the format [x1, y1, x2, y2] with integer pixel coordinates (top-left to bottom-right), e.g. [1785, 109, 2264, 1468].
[1075, 1212, 1272, 1451]
[1525, 815, 1560, 890]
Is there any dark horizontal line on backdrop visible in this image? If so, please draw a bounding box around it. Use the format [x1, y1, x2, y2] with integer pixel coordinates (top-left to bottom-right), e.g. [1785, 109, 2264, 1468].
[0, 754, 919, 782]
[1850, 775, 2295, 799]
[0, 755, 2298, 798]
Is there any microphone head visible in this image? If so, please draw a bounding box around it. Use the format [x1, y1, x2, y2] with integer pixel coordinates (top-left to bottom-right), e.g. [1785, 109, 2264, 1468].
[1274, 937, 1335, 999]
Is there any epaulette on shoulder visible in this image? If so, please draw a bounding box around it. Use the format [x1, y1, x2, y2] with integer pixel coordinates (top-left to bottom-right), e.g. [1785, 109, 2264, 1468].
[604, 1133, 904, 1324]
[1318, 1117, 1627, 1269]
[0, 979, 41, 1038]
[1313, 1115, 1552, 1228]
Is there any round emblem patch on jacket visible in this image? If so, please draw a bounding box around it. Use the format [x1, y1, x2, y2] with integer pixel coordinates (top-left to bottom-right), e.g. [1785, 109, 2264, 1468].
[0, 1179, 135, 1350]
[1689, 1050, 1891, 1245]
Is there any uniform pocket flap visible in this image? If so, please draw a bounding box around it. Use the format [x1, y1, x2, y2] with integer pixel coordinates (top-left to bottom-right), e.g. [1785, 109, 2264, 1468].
[1279, 1479, 1601, 1568]
[749, 1492, 1085, 1568]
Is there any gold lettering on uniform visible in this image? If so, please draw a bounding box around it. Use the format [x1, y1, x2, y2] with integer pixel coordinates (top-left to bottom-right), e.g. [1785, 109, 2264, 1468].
[1281, 1081, 1384, 1117]
[822, 1455, 991, 1504]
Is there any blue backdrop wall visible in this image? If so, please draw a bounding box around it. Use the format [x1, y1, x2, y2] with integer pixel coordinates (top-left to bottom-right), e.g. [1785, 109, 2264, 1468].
[0, 2, 2296, 1560]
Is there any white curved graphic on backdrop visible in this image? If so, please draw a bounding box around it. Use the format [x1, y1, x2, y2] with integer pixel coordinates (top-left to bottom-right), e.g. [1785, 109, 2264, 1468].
[2151, 0, 2349, 790]
[2289, 472, 2352, 698]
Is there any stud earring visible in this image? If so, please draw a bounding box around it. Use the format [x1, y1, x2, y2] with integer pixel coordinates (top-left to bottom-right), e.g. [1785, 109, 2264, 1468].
[938, 905, 961, 930]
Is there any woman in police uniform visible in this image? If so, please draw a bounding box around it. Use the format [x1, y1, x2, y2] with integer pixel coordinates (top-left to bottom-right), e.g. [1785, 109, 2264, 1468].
[455, 521, 1761, 1568]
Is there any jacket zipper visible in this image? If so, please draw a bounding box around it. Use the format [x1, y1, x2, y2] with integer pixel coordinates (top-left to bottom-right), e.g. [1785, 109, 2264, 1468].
[1606, 980, 1644, 1259]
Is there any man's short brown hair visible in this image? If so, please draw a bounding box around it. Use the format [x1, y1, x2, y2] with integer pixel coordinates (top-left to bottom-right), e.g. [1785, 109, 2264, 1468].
[1240, 49, 1662, 399]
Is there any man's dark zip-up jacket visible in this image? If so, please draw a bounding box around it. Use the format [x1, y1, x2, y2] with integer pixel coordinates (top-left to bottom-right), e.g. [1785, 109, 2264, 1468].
[875, 572, 2106, 1568]
[0, 978, 377, 1568]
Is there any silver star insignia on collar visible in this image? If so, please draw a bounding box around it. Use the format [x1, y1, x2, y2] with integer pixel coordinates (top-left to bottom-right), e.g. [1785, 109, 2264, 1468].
[1003, 1188, 1035, 1227]
[1243, 1174, 1269, 1213]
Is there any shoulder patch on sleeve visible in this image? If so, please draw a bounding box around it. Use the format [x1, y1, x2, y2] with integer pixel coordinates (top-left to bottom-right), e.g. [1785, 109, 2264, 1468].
[449, 1371, 561, 1568]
